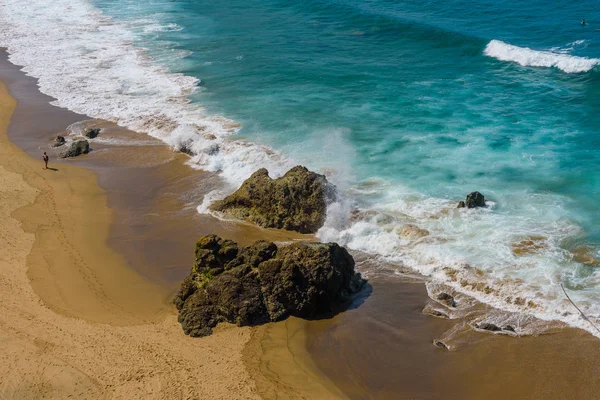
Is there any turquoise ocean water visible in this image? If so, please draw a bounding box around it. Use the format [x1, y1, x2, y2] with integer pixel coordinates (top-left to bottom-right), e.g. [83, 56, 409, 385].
[1, 0, 599, 335]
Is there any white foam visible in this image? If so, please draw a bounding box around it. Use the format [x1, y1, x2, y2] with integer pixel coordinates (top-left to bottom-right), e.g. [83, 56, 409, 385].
[318, 184, 600, 338]
[484, 40, 600, 73]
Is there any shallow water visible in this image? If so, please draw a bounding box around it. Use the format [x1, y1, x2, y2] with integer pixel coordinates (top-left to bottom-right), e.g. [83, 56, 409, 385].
[1, 0, 599, 336]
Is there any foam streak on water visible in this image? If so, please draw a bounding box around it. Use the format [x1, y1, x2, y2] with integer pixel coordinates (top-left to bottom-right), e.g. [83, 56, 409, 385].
[1, 0, 599, 338]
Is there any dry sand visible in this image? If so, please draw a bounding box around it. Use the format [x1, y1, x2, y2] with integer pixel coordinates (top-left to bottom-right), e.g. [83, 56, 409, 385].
[0, 80, 326, 399]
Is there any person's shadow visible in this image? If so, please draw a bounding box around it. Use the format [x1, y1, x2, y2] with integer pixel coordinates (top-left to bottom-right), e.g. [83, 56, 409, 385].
[46, 168, 59, 171]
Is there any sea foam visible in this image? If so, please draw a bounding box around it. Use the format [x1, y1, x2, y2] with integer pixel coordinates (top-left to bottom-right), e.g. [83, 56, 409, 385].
[484, 39, 600, 73]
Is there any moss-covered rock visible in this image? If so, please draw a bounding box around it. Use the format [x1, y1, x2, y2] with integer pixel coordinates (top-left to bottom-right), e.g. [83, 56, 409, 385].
[174, 235, 366, 337]
[210, 166, 335, 234]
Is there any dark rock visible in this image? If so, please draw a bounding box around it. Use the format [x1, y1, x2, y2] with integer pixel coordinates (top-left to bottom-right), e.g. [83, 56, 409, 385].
[53, 135, 66, 148]
[465, 192, 485, 208]
[457, 201, 466, 208]
[474, 322, 502, 332]
[436, 292, 456, 307]
[59, 140, 89, 158]
[84, 128, 101, 139]
[210, 166, 335, 234]
[503, 325, 516, 333]
[433, 340, 450, 350]
[174, 235, 366, 337]
[422, 304, 449, 319]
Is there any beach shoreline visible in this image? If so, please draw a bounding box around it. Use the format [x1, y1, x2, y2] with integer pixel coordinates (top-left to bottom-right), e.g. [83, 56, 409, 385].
[2, 45, 600, 400]
[0, 55, 342, 398]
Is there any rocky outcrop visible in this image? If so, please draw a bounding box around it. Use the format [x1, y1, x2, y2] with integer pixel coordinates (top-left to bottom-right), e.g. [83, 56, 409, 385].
[53, 135, 66, 148]
[210, 166, 335, 234]
[457, 191, 486, 208]
[174, 235, 366, 337]
[59, 140, 89, 158]
[84, 128, 101, 139]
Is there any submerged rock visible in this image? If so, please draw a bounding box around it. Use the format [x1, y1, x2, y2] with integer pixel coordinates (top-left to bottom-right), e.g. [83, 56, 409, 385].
[174, 235, 366, 337]
[210, 166, 335, 234]
[398, 224, 429, 240]
[59, 139, 89, 158]
[84, 128, 101, 139]
[465, 192, 486, 208]
[53, 135, 66, 148]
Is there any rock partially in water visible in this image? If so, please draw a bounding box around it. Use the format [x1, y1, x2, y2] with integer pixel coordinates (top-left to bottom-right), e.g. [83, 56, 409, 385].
[174, 235, 366, 337]
[433, 340, 450, 350]
[210, 166, 335, 234]
[59, 140, 89, 158]
[457, 200, 466, 208]
[398, 224, 429, 240]
[53, 135, 66, 148]
[465, 191, 486, 208]
[474, 322, 502, 332]
[84, 128, 101, 139]
[436, 292, 456, 308]
[422, 304, 449, 319]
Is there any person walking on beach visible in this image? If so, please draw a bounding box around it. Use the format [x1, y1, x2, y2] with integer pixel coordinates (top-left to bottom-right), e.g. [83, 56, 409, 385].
[42, 152, 49, 170]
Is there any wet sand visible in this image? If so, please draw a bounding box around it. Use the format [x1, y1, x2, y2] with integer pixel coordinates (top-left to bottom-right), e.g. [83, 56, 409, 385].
[294, 274, 600, 400]
[2, 48, 600, 400]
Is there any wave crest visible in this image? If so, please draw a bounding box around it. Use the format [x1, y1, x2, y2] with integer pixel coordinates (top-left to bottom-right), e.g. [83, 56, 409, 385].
[484, 39, 599, 73]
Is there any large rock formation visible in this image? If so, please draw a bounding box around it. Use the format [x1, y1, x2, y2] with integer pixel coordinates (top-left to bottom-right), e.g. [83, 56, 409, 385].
[174, 235, 366, 337]
[210, 166, 334, 234]
[59, 139, 89, 158]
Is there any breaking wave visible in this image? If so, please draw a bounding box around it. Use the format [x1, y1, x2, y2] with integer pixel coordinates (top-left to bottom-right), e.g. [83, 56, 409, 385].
[484, 39, 600, 73]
